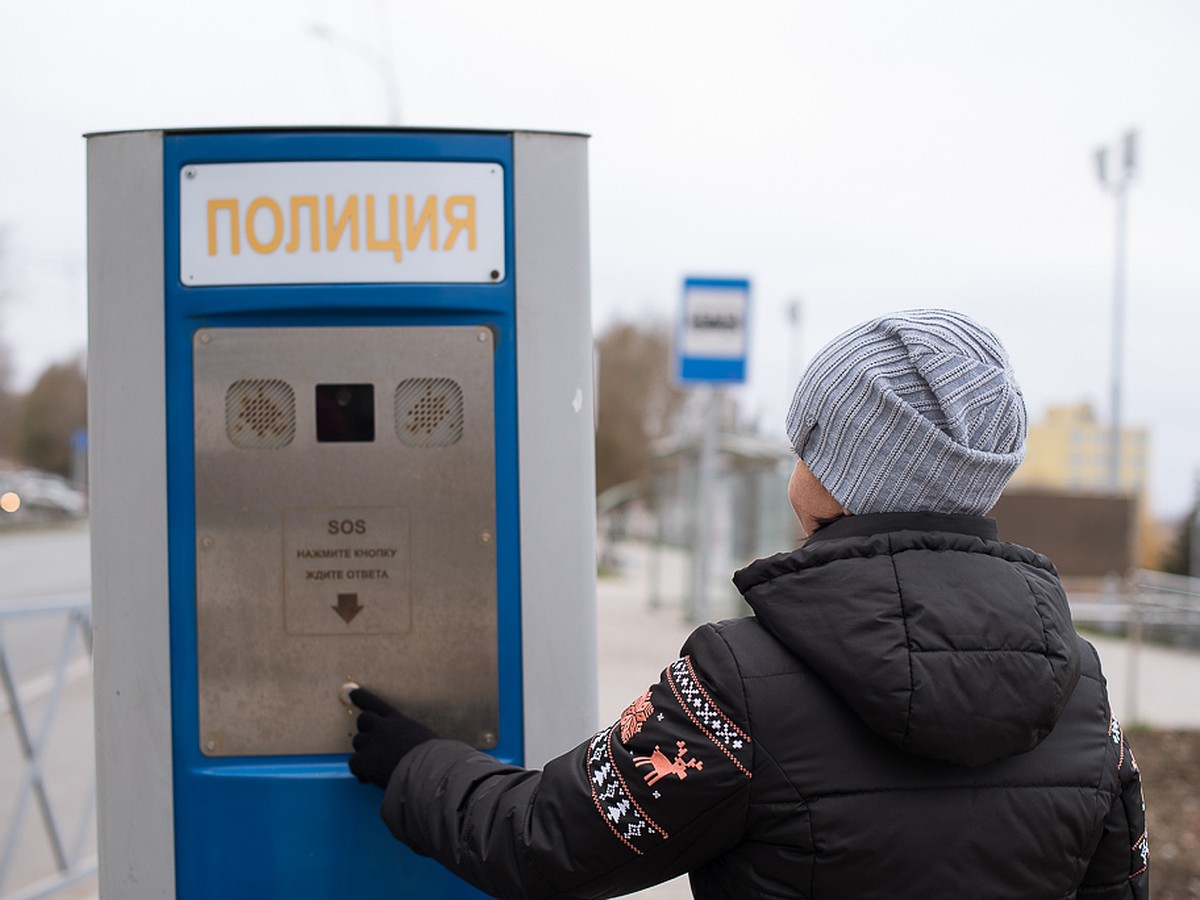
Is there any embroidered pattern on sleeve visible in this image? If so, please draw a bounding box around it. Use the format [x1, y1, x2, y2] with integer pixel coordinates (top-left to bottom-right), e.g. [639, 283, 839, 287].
[584, 654, 753, 855]
[620, 690, 654, 744]
[1110, 714, 1149, 881]
[586, 728, 666, 855]
[667, 657, 753, 777]
[1109, 715, 1125, 770]
[1131, 830, 1149, 879]
[634, 740, 703, 785]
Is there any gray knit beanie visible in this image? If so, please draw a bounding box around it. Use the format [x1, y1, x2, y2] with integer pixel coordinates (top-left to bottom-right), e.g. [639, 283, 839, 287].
[786, 309, 1027, 516]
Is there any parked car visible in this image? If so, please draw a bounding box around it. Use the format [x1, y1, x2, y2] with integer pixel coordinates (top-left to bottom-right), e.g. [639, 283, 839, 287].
[0, 468, 87, 524]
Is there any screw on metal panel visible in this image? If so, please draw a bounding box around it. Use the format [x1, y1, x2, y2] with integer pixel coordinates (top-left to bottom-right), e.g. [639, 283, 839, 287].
[201, 536, 214, 549]
[198, 332, 211, 344]
[480, 732, 497, 747]
[205, 739, 217, 752]
[477, 331, 489, 343]
[490, 270, 500, 280]
[185, 168, 196, 179]
[479, 531, 492, 544]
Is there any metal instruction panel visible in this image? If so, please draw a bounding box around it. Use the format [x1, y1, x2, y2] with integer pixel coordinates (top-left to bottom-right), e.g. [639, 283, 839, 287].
[193, 326, 497, 756]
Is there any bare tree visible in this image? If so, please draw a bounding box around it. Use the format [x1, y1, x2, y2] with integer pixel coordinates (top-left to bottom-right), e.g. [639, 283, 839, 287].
[594, 318, 686, 495]
[0, 229, 18, 462]
[1160, 505, 1197, 577]
[0, 359, 13, 462]
[19, 355, 87, 477]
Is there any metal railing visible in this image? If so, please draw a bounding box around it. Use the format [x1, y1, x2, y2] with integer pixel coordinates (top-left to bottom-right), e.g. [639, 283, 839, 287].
[0, 596, 96, 899]
[1069, 569, 1200, 628]
[1068, 570, 1200, 726]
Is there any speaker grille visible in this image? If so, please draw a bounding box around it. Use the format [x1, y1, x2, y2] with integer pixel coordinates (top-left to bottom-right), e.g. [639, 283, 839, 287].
[395, 378, 464, 447]
[226, 379, 296, 449]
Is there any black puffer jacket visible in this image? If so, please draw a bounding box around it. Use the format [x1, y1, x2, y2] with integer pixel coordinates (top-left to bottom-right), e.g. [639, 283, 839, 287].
[381, 513, 1148, 899]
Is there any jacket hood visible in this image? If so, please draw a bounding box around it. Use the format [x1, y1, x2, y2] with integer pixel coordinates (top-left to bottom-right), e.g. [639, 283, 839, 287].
[733, 513, 1081, 767]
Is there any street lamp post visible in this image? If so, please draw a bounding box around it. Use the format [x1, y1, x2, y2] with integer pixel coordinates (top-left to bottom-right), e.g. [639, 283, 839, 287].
[310, 8, 401, 126]
[1094, 129, 1138, 495]
[786, 296, 804, 389]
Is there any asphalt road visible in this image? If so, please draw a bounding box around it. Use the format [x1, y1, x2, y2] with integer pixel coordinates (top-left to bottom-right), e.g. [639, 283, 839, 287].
[0, 521, 91, 685]
[0, 521, 91, 600]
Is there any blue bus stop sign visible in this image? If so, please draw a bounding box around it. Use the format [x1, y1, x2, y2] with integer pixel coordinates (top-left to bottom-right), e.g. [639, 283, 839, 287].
[676, 277, 751, 385]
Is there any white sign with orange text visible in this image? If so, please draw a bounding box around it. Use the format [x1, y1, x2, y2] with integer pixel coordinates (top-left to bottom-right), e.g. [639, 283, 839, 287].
[179, 160, 505, 286]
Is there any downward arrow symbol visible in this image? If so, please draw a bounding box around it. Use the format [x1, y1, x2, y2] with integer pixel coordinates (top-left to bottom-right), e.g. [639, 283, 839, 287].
[333, 593, 363, 624]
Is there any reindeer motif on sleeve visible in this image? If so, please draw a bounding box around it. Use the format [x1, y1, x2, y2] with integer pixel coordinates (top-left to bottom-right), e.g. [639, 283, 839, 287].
[633, 741, 704, 786]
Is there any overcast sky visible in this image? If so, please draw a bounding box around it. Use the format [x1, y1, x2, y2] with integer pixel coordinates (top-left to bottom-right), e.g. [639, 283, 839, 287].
[2, 1, 1198, 518]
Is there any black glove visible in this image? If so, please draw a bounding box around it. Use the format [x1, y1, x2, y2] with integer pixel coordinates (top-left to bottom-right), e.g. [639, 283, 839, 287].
[348, 687, 439, 788]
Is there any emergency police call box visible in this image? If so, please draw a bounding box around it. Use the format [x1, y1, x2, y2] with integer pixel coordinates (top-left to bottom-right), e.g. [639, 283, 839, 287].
[87, 128, 597, 898]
